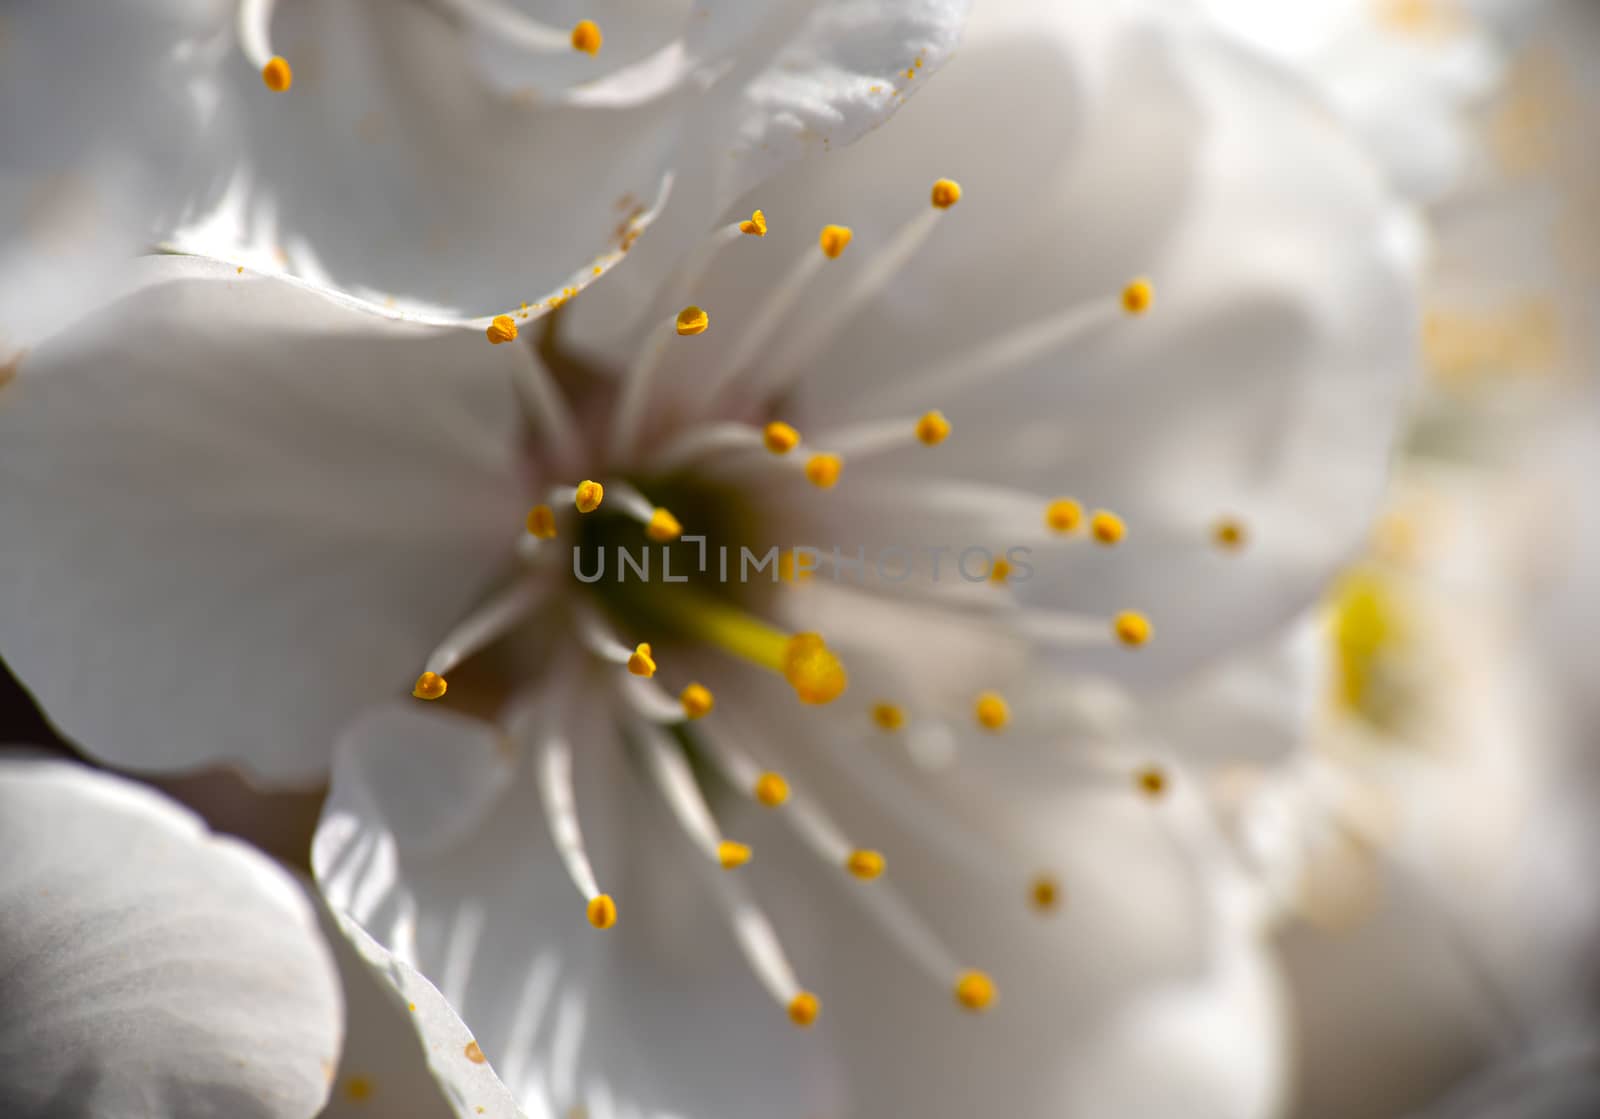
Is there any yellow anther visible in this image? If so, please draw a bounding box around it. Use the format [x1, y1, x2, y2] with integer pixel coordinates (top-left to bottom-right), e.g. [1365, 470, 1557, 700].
[1122, 277, 1154, 315]
[1030, 875, 1062, 913]
[486, 315, 519, 345]
[574, 480, 604, 513]
[412, 672, 448, 701]
[915, 410, 951, 446]
[739, 210, 768, 237]
[818, 224, 853, 260]
[1213, 517, 1248, 551]
[1114, 611, 1152, 647]
[1045, 498, 1084, 534]
[989, 557, 1013, 584]
[764, 421, 801, 454]
[777, 550, 814, 583]
[754, 772, 790, 807]
[805, 453, 843, 489]
[679, 682, 714, 720]
[586, 894, 617, 929]
[261, 56, 293, 92]
[1136, 766, 1169, 799]
[930, 178, 963, 210]
[846, 849, 885, 880]
[974, 691, 1010, 732]
[627, 643, 657, 678]
[646, 507, 683, 542]
[871, 702, 905, 731]
[787, 992, 820, 1027]
[1090, 510, 1126, 546]
[954, 971, 997, 1012]
[675, 305, 709, 336]
[525, 504, 557, 539]
[717, 840, 752, 869]
[782, 633, 848, 705]
[570, 19, 602, 55]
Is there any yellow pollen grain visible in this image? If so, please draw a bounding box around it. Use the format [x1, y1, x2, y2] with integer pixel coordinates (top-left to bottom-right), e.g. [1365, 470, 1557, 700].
[974, 691, 1010, 732]
[764, 421, 801, 454]
[930, 178, 963, 209]
[261, 56, 293, 92]
[1090, 510, 1126, 546]
[344, 1076, 375, 1101]
[783, 633, 848, 705]
[574, 480, 604, 513]
[1030, 875, 1062, 914]
[646, 507, 683, 541]
[819, 224, 853, 260]
[1213, 516, 1248, 551]
[846, 849, 886, 880]
[1114, 611, 1152, 647]
[526, 504, 557, 539]
[486, 314, 519, 345]
[570, 19, 602, 55]
[586, 894, 617, 929]
[915, 410, 951, 446]
[1046, 498, 1084, 534]
[627, 643, 657, 678]
[739, 209, 768, 237]
[680, 682, 714, 719]
[675, 305, 709, 336]
[464, 1041, 486, 1064]
[989, 557, 1013, 584]
[788, 992, 820, 1027]
[754, 771, 790, 807]
[805, 453, 843, 489]
[1136, 766, 1168, 799]
[717, 840, 753, 869]
[955, 971, 997, 1012]
[412, 672, 448, 701]
[871, 702, 905, 731]
[1122, 277, 1154, 315]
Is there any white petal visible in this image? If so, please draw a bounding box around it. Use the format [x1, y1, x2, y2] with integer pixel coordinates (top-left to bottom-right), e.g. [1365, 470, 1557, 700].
[0, 258, 527, 783]
[0, 0, 228, 347]
[169, 0, 676, 324]
[0, 754, 342, 1119]
[649, 0, 1418, 685]
[314, 702, 841, 1119]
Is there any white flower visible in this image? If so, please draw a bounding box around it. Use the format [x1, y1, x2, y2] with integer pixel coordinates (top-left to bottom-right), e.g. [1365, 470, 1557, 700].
[1196, 0, 1516, 201]
[166, 0, 971, 325]
[0, 754, 343, 1119]
[0, 0, 229, 350]
[0, 0, 1417, 1113]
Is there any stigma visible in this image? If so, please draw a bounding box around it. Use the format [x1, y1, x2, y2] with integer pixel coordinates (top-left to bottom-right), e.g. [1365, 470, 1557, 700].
[783, 634, 848, 705]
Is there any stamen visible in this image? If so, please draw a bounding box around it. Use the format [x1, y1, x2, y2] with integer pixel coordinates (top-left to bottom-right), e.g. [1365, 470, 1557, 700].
[819, 224, 854, 259]
[693, 722, 792, 810]
[788, 992, 820, 1027]
[718, 840, 753, 869]
[740, 210, 768, 237]
[755, 772, 791, 806]
[510, 353, 583, 472]
[930, 178, 963, 210]
[1213, 516, 1248, 551]
[646, 508, 683, 542]
[525, 504, 557, 539]
[513, 678, 614, 931]
[955, 971, 997, 1012]
[755, 188, 956, 402]
[857, 290, 1128, 413]
[680, 682, 714, 719]
[635, 215, 768, 374]
[808, 412, 950, 461]
[1046, 498, 1085, 534]
[574, 480, 605, 513]
[412, 580, 551, 699]
[238, 0, 291, 88]
[610, 306, 711, 461]
[846, 849, 886, 879]
[872, 702, 906, 731]
[262, 57, 293, 92]
[570, 19, 603, 55]
[486, 315, 519, 345]
[1121, 277, 1154, 315]
[805, 453, 843, 489]
[627, 643, 657, 678]
[1113, 611, 1152, 647]
[618, 673, 691, 724]
[1090, 510, 1126, 546]
[974, 692, 1010, 732]
[763, 421, 801, 454]
[646, 422, 769, 474]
